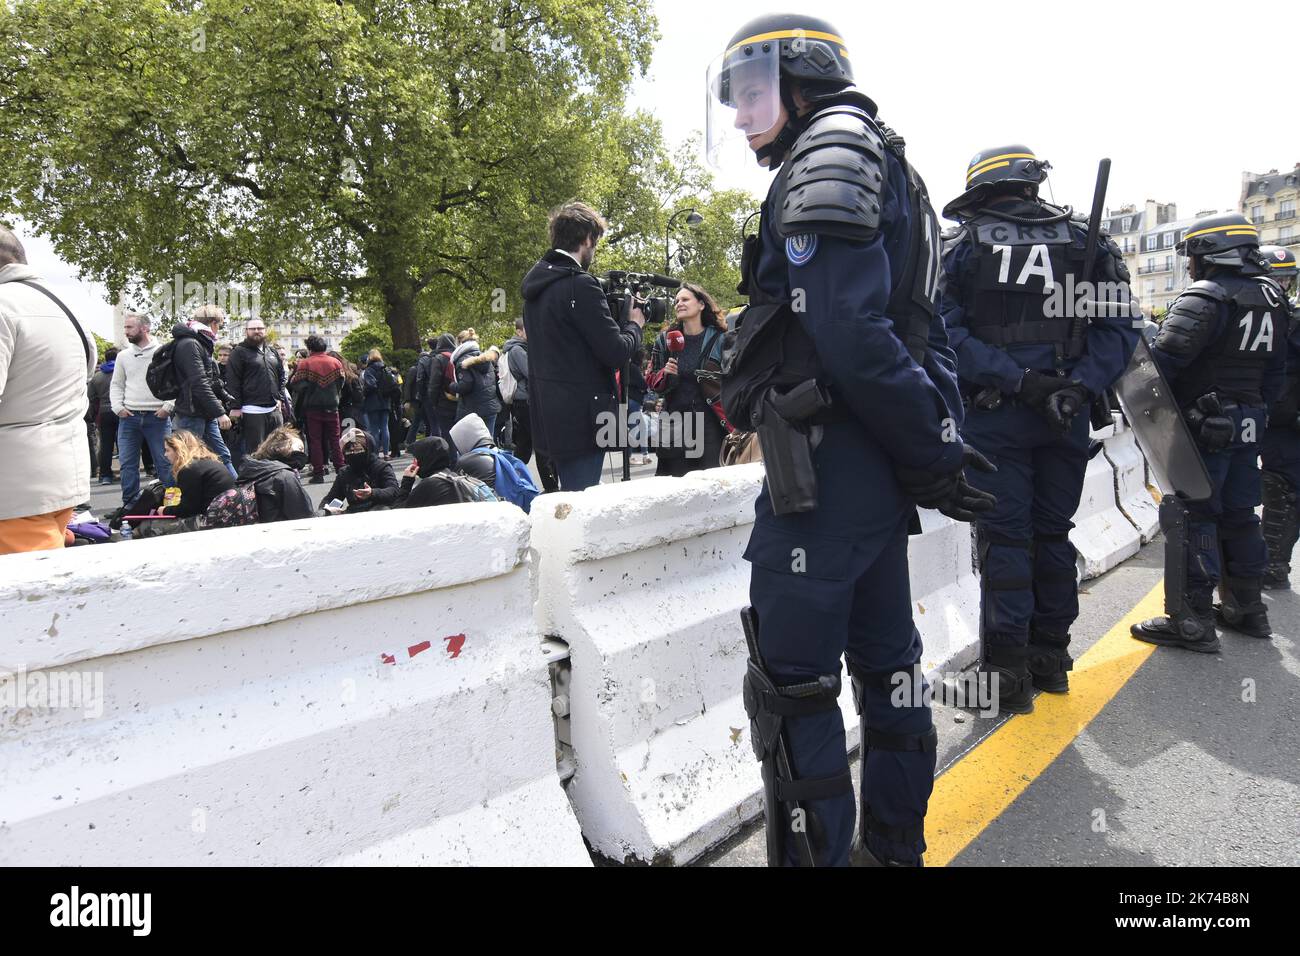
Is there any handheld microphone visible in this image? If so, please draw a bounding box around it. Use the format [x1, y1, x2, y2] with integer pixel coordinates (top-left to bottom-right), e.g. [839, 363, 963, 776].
[667, 329, 685, 353]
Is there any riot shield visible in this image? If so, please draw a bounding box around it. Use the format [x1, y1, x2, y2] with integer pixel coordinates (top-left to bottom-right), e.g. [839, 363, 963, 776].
[1113, 337, 1213, 501]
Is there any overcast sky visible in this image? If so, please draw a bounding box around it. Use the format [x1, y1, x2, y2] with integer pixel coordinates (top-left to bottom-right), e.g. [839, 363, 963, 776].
[631, 0, 1294, 221]
[22, 0, 1294, 340]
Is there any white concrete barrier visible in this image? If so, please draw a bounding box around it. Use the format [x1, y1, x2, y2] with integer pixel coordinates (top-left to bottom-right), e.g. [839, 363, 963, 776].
[0, 506, 589, 867]
[1071, 441, 1142, 579]
[1102, 418, 1161, 543]
[531, 464, 983, 864]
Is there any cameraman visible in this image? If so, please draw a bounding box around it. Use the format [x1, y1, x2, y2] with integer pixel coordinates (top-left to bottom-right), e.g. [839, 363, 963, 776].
[521, 201, 645, 491]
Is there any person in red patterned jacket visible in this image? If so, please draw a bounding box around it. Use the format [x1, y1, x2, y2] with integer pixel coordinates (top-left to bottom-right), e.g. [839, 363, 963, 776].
[289, 335, 345, 484]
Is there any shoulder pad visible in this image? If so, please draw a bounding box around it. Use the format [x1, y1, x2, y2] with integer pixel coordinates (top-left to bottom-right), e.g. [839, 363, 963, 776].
[1185, 279, 1229, 302]
[1155, 286, 1222, 359]
[776, 106, 887, 242]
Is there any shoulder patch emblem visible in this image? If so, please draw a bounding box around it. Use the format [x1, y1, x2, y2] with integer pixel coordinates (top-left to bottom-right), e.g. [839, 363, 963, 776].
[786, 233, 818, 266]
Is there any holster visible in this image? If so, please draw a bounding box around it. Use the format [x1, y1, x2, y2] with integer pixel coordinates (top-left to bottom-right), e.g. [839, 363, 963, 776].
[754, 380, 831, 516]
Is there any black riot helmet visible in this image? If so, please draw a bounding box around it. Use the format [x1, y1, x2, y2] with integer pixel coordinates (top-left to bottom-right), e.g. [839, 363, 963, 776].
[706, 13, 854, 169]
[1176, 212, 1261, 271]
[1259, 244, 1298, 291]
[942, 145, 1051, 220]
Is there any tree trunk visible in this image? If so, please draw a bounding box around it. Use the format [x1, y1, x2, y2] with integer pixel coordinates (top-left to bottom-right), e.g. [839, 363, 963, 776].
[383, 286, 419, 350]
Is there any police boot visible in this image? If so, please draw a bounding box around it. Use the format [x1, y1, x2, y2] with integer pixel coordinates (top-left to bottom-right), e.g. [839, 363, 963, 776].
[1214, 579, 1273, 639]
[1027, 628, 1073, 694]
[977, 645, 1035, 715]
[1261, 564, 1291, 591]
[1130, 591, 1220, 653]
[849, 842, 921, 867]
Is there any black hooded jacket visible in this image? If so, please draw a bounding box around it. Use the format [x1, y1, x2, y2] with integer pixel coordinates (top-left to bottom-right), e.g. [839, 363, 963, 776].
[237, 457, 315, 522]
[428, 333, 459, 412]
[397, 437, 462, 508]
[171, 323, 231, 420]
[324, 430, 400, 511]
[520, 250, 641, 458]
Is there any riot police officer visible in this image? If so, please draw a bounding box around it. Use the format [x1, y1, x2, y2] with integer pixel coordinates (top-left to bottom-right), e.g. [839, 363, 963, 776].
[1258, 246, 1300, 589]
[938, 148, 1139, 712]
[709, 13, 995, 867]
[1132, 214, 1290, 648]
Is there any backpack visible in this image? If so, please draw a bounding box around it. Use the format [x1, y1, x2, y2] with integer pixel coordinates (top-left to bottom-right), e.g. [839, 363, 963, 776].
[366, 363, 399, 400]
[463, 447, 539, 513]
[438, 351, 458, 402]
[497, 347, 518, 404]
[146, 340, 182, 401]
[204, 484, 260, 528]
[442, 471, 498, 504]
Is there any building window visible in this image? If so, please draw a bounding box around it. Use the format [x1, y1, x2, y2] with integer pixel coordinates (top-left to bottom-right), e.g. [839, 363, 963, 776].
[1121, 216, 1131, 232]
[1161, 232, 1173, 249]
[1281, 200, 1296, 220]
[1165, 276, 1176, 291]
[1251, 205, 1265, 224]
[1281, 226, 1294, 242]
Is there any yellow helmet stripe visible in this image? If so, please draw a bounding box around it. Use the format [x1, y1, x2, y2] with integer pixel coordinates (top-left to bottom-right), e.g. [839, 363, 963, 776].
[967, 160, 1010, 181]
[727, 29, 847, 55]
[967, 152, 1036, 181]
[1271, 260, 1297, 268]
[1183, 223, 1259, 241]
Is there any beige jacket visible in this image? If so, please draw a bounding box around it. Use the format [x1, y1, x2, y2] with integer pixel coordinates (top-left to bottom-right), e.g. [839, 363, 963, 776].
[0, 264, 94, 521]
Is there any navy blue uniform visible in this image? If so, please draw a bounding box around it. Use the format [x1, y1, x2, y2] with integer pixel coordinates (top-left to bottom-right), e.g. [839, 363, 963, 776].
[1261, 304, 1300, 582]
[938, 202, 1138, 658]
[742, 137, 964, 867]
[1152, 280, 1287, 592]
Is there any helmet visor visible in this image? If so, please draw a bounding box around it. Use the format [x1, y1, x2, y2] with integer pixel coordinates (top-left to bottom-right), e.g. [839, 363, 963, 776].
[705, 43, 780, 169]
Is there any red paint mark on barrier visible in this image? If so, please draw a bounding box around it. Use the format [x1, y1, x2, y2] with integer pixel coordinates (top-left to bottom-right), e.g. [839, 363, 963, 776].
[408, 640, 431, 658]
[380, 653, 396, 665]
[444, 634, 466, 659]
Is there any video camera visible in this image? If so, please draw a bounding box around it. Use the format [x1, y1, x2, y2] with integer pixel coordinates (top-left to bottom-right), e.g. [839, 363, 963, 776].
[598, 270, 680, 326]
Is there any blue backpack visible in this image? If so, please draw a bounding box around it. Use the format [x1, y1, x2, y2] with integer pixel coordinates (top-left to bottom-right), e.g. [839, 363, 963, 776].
[464, 447, 540, 513]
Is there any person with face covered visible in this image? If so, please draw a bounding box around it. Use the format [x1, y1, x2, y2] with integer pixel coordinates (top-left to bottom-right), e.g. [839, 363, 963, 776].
[237, 425, 315, 523]
[323, 426, 400, 513]
[396, 437, 468, 508]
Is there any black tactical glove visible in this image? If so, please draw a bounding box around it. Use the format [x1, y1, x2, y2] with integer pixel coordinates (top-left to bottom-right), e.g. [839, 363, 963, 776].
[1045, 382, 1090, 433]
[1185, 406, 1234, 453]
[896, 444, 998, 523]
[1016, 370, 1065, 411]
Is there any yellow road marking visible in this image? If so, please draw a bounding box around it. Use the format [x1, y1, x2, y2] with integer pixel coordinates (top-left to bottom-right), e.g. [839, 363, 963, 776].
[925, 582, 1163, 866]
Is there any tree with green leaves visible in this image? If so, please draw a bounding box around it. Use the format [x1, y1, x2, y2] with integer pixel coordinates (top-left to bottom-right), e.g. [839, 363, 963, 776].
[0, 0, 658, 348]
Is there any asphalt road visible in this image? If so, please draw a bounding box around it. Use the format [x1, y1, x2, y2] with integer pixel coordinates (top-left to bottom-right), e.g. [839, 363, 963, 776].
[704, 536, 1300, 867]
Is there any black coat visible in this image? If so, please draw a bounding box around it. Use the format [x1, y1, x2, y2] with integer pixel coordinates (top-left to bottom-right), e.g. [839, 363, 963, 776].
[450, 344, 502, 421]
[236, 458, 314, 522]
[227, 339, 285, 410]
[171, 324, 230, 420]
[163, 458, 235, 518]
[520, 250, 641, 458]
[324, 450, 400, 512]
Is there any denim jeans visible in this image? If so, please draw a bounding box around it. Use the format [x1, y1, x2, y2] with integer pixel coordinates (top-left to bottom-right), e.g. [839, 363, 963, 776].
[117, 411, 174, 504]
[174, 415, 237, 477]
[365, 410, 390, 455]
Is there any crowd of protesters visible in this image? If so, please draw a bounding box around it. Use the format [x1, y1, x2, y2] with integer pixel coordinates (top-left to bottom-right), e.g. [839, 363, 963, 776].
[1, 215, 738, 557]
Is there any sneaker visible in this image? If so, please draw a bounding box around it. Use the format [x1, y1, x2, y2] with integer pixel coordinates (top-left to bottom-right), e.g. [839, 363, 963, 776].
[309, 474, 325, 485]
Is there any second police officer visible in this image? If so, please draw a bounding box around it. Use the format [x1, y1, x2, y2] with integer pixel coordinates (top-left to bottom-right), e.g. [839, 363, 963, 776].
[1131, 217, 1289, 647]
[709, 13, 995, 866]
[937, 148, 1139, 713]
[1258, 246, 1300, 589]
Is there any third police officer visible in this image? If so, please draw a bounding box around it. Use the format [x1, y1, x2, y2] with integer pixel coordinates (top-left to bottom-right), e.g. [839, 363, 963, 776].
[1131, 215, 1289, 648]
[938, 148, 1139, 713]
[710, 13, 995, 866]
[1258, 246, 1300, 589]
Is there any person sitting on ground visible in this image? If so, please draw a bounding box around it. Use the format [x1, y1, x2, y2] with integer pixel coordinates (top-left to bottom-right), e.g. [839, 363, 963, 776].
[160, 430, 236, 519]
[396, 436, 487, 508]
[448, 413, 499, 491]
[322, 426, 400, 513]
[238, 425, 315, 522]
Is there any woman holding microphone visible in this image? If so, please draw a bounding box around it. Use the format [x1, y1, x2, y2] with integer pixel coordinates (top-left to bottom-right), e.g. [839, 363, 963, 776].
[645, 282, 728, 476]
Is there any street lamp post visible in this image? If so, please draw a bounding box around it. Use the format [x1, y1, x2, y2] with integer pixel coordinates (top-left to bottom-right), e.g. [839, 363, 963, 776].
[665, 208, 704, 275]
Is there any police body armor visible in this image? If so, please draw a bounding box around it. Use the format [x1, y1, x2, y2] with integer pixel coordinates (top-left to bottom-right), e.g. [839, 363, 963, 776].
[1168, 276, 1285, 409]
[961, 204, 1085, 365]
[720, 99, 941, 513]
